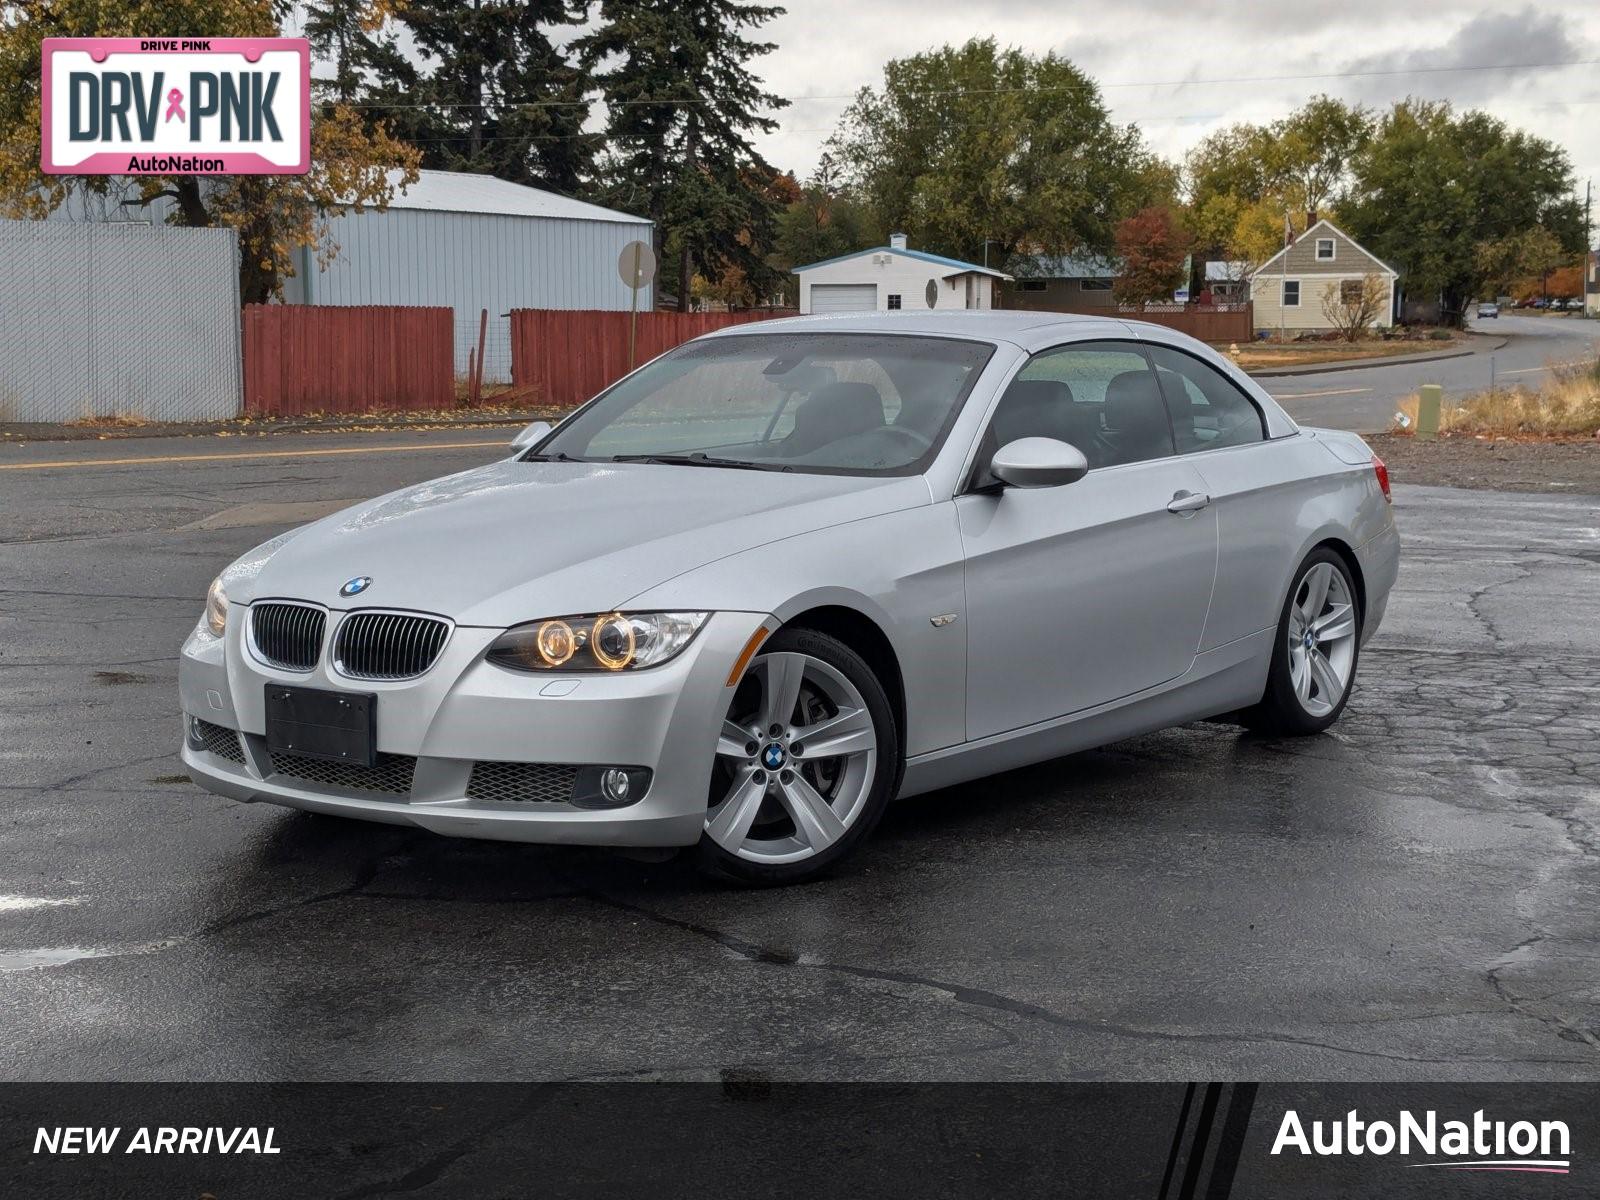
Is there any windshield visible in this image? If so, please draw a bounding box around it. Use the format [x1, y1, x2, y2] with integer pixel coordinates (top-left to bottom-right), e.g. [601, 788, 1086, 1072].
[532, 332, 995, 475]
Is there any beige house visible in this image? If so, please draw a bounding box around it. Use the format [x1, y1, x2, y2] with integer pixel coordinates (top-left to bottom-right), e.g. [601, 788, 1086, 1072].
[1249, 219, 1398, 334]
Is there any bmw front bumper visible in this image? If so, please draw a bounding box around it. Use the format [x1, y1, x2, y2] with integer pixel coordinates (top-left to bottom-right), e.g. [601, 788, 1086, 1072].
[178, 608, 770, 847]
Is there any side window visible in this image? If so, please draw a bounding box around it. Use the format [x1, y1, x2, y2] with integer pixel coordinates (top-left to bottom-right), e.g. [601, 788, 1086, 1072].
[984, 342, 1174, 471]
[1145, 344, 1266, 453]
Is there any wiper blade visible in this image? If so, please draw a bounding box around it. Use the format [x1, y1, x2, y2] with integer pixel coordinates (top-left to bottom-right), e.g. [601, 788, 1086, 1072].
[522, 451, 578, 462]
[609, 452, 783, 471]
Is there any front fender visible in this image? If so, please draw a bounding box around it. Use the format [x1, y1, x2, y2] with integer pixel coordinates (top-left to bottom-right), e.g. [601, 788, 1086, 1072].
[623, 503, 969, 758]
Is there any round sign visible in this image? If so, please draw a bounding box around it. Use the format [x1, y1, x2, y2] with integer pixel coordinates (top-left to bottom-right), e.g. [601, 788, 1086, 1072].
[618, 240, 657, 289]
[925, 279, 938, 308]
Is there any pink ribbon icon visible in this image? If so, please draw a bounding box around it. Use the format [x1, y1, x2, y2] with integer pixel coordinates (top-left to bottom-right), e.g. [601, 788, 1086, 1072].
[164, 88, 185, 123]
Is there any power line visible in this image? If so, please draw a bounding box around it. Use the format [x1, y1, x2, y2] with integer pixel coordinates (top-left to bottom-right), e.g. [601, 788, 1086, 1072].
[333, 56, 1600, 111]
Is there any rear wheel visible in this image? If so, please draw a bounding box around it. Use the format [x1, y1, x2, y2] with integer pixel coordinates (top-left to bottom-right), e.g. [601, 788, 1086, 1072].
[693, 627, 896, 885]
[1245, 548, 1361, 736]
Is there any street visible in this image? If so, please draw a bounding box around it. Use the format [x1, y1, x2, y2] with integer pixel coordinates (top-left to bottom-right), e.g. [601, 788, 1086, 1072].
[2, 427, 1596, 1082]
[1262, 311, 1598, 433]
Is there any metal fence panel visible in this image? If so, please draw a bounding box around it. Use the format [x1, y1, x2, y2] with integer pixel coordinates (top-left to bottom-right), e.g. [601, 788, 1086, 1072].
[0, 219, 240, 422]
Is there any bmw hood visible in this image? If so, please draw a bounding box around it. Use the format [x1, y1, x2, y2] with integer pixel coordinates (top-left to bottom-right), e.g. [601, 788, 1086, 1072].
[229, 459, 927, 626]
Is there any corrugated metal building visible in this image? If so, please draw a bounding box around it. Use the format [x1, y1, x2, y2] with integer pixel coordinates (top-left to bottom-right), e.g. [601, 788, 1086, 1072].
[51, 170, 653, 383]
[283, 170, 652, 380]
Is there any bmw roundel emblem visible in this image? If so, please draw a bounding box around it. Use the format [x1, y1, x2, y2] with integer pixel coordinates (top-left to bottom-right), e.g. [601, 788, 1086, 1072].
[762, 743, 787, 770]
[340, 576, 372, 598]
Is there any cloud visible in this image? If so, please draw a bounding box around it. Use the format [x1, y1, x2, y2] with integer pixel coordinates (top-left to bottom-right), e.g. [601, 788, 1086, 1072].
[1338, 8, 1591, 106]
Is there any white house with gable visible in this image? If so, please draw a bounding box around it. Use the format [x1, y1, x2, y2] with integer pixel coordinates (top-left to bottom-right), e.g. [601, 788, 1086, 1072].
[793, 234, 1013, 314]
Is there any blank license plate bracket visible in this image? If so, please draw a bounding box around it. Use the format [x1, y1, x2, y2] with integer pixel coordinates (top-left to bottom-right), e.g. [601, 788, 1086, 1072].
[264, 685, 376, 766]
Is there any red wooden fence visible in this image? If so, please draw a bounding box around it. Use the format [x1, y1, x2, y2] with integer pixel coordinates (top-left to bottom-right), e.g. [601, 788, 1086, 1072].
[1035, 303, 1255, 343]
[243, 304, 455, 416]
[510, 309, 796, 408]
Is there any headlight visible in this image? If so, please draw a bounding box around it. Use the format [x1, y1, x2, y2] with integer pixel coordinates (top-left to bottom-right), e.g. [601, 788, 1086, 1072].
[203, 577, 229, 637]
[487, 612, 708, 673]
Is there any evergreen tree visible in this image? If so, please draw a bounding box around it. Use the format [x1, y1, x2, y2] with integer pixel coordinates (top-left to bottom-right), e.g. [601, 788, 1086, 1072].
[579, 0, 788, 310]
[302, 0, 408, 105]
[366, 0, 596, 193]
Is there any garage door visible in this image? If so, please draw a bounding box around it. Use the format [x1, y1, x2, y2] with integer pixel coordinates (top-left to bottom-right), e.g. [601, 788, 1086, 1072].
[809, 284, 877, 313]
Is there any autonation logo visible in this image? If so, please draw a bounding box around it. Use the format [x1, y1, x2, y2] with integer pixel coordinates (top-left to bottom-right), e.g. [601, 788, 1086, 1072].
[1272, 1109, 1571, 1175]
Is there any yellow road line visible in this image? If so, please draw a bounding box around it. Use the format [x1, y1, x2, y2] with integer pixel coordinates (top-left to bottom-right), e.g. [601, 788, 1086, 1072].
[0, 440, 506, 472]
[1272, 387, 1373, 399]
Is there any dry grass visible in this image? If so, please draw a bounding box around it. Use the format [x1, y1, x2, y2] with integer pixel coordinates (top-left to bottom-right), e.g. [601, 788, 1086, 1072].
[66, 413, 152, 428]
[1394, 357, 1600, 437]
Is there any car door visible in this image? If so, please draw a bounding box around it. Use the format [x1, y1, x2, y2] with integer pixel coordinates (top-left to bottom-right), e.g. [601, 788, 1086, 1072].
[955, 341, 1219, 740]
[1144, 340, 1291, 652]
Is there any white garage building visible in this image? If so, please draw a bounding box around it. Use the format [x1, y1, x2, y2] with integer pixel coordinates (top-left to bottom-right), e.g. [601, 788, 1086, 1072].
[793, 234, 1012, 315]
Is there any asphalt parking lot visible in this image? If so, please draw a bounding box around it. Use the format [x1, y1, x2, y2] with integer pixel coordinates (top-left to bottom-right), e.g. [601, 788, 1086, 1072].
[1, 430, 1597, 1081]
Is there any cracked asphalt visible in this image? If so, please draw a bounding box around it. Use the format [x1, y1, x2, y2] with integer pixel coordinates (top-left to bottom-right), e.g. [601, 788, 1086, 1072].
[1, 430, 1597, 1081]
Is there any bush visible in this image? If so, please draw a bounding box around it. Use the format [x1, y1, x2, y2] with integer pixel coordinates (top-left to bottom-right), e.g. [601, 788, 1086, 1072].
[1428, 329, 1453, 341]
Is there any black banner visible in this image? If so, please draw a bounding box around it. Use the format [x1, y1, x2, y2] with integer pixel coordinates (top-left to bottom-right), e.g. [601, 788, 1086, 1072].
[4, 1083, 1591, 1197]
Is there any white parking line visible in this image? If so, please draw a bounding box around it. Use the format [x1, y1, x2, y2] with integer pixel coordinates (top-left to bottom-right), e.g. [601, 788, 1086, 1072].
[1271, 387, 1373, 399]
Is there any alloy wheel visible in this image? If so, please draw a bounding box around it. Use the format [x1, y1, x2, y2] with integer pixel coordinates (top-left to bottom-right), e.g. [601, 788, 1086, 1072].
[707, 651, 878, 864]
[1286, 561, 1357, 718]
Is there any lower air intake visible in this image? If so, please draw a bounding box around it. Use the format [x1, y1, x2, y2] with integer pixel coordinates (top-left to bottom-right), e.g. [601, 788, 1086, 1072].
[466, 761, 579, 804]
[195, 718, 246, 764]
[268, 751, 417, 796]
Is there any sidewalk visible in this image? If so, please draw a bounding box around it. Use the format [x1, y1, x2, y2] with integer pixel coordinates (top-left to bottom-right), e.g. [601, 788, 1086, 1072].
[0, 406, 563, 445]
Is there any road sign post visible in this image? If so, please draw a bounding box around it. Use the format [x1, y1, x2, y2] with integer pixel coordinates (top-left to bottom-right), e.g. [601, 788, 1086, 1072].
[618, 240, 657, 371]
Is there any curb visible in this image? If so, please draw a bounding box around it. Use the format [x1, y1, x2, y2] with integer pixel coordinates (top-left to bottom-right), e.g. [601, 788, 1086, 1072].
[0, 410, 559, 445]
[1247, 337, 1507, 379]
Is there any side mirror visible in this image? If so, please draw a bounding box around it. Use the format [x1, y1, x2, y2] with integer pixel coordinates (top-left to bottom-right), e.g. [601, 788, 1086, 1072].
[511, 420, 553, 452]
[989, 437, 1089, 489]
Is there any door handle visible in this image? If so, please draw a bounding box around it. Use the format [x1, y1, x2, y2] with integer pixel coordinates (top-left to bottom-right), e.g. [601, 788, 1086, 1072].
[1167, 490, 1211, 514]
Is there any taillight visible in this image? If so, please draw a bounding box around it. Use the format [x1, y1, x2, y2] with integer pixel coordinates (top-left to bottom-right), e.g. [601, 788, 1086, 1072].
[1372, 454, 1391, 503]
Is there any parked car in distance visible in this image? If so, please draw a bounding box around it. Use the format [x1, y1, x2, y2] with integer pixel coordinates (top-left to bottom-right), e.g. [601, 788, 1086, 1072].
[179, 312, 1401, 885]
[1476, 303, 1499, 319]
[1530, 298, 1549, 310]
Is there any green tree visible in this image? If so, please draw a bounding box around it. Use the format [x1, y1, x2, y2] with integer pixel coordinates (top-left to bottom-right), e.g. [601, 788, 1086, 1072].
[1185, 123, 1275, 209]
[579, 0, 788, 311]
[1183, 97, 1368, 270]
[1112, 206, 1192, 303]
[1262, 96, 1371, 224]
[772, 155, 879, 271]
[1342, 100, 1584, 324]
[829, 38, 1170, 269]
[365, 0, 596, 193]
[302, 0, 408, 105]
[1476, 226, 1564, 298]
[0, 0, 418, 304]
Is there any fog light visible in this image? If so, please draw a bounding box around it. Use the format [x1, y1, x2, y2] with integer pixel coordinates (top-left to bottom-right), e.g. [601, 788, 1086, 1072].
[572, 765, 653, 809]
[185, 714, 205, 751]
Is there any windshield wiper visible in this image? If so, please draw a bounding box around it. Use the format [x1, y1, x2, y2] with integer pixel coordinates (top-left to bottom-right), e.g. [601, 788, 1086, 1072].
[522, 451, 578, 462]
[608, 452, 785, 471]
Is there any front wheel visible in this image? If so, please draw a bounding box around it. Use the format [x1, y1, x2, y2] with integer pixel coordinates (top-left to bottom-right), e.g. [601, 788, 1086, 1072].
[693, 627, 897, 885]
[1245, 548, 1361, 736]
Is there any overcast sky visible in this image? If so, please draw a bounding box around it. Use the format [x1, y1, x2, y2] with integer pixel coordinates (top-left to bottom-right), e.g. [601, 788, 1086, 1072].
[745, 1, 1600, 209]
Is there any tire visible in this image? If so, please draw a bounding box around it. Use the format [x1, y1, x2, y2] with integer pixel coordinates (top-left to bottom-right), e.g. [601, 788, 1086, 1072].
[1244, 547, 1362, 736]
[693, 627, 898, 886]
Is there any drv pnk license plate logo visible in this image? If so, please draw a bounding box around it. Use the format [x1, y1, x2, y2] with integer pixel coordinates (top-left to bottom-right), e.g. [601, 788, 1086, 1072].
[41, 38, 310, 175]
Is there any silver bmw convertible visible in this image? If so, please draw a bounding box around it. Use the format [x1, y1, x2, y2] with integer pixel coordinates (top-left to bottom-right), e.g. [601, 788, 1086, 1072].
[181, 312, 1398, 884]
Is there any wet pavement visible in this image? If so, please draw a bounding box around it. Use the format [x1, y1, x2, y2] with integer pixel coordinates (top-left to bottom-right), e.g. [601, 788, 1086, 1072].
[1, 431, 1596, 1081]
